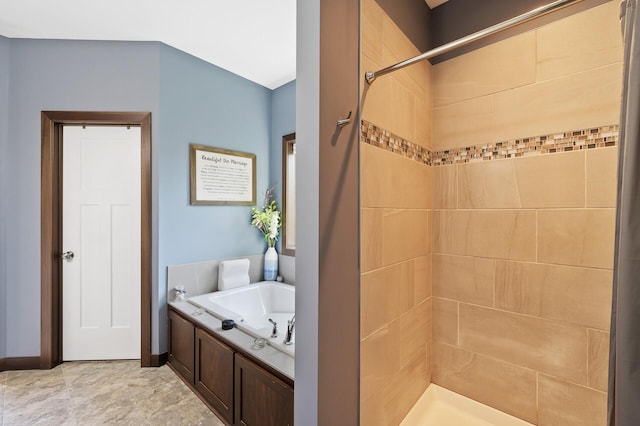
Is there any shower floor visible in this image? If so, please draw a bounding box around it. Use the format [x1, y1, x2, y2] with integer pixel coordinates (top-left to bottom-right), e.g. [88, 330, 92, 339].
[401, 384, 534, 426]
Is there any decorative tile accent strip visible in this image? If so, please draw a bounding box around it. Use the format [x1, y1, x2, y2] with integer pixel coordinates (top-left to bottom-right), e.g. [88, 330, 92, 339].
[361, 120, 619, 167]
[432, 125, 619, 166]
[361, 120, 432, 166]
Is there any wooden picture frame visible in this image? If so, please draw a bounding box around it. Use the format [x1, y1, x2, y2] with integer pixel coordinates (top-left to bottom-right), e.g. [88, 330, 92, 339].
[189, 144, 256, 206]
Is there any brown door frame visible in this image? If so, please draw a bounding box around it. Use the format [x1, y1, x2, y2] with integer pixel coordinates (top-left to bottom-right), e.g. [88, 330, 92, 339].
[40, 111, 152, 368]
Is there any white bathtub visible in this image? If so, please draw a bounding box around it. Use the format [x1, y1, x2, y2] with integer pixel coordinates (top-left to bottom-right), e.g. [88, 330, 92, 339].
[188, 281, 295, 356]
[401, 385, 534, 426]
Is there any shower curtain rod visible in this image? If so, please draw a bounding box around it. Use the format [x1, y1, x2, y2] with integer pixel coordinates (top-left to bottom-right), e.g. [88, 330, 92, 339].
[365, 0, 583, 84]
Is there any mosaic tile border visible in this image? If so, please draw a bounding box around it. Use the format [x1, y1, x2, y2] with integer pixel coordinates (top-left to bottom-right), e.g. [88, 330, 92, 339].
[361, 121, 433, 166]
[361, 120, 619, 167]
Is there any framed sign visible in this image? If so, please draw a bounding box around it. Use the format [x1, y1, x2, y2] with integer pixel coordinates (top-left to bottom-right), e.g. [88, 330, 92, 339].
[189, 144, 256, 205]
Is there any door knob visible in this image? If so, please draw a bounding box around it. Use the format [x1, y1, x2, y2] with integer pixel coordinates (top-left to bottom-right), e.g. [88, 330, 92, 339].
[61, 251, 75, 262]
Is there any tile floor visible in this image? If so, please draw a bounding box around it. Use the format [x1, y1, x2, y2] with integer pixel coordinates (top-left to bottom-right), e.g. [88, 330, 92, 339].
[0, 361, 224, 425]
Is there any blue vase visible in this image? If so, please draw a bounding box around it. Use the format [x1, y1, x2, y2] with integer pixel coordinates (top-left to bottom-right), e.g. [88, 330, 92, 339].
[264, 247, 278, 281]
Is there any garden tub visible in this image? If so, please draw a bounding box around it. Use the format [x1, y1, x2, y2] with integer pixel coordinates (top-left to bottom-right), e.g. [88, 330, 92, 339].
[188, 281, 295, 356]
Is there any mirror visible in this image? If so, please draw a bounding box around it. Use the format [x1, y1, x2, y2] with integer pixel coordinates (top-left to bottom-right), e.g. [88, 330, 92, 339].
[282, 133, 296, 256]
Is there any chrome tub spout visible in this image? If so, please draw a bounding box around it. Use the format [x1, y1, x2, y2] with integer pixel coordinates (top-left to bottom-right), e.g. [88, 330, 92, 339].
[284, 315, 295, 345]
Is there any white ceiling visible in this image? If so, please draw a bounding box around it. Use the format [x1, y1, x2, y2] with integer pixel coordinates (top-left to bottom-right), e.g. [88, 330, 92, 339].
[0, 1, 450, 88]
[0, 0, 297, 90]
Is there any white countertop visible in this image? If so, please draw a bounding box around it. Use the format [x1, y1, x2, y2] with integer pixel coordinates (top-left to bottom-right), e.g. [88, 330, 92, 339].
[168, 300, 295, 381]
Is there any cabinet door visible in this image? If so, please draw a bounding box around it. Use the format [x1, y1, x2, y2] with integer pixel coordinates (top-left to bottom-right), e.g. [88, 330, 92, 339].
[168, 309, 195, 384]
[196, 328, 234, 425]
[234, 353, 294, 426]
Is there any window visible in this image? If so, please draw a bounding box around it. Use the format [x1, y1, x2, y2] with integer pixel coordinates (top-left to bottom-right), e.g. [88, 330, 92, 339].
[282, 133, 296, 256]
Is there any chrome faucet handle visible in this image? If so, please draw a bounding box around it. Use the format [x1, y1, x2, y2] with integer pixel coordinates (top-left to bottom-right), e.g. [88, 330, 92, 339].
[284, 314, 295, 345]
[174, 285, 186, 301]
[268, 318, 278, 338]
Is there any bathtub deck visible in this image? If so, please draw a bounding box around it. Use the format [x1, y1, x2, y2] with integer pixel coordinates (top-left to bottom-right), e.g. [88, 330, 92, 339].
[400, 385, 534, 426]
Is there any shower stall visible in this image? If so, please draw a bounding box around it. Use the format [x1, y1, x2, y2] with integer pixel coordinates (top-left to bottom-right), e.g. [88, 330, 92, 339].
[359, 0, 624, 424]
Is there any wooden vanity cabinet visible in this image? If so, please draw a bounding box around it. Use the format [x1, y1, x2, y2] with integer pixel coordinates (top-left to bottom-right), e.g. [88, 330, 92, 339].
[234, 353, 294, 426]
[195, 327, 234, 425]
[168, 309, 195, 384]
[167, 307, 294, 426]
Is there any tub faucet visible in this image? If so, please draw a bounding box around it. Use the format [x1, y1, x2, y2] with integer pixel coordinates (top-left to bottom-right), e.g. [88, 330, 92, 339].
[174, 286, 186, 302]
[268, 318, 278, 338]
[284, 314, 295, 345]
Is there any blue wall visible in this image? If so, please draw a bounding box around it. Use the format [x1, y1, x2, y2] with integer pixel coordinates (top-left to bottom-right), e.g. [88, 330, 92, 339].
[0, 37, 296, 358]
[156, 44, 274, 351]
[269, 80, 297, 253]
[4, 39, 161, 357]
[0, 35, 10, 359]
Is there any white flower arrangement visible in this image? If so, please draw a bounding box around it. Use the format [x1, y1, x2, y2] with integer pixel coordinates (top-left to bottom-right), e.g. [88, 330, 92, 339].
[251, 186, 281, 248]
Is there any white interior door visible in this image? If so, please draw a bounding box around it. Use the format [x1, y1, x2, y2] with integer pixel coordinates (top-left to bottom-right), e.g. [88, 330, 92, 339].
[62, 125, 141, 361]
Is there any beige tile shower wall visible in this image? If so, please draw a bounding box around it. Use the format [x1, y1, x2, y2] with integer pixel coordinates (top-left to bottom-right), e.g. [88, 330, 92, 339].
[360, 196, 433, 426]
[432, 0, 623, 150]
[360, 0, 434, 424]
[432, 148, 617, 425]
[431, 5, 620, 423]
[361, 0, 432, 149]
